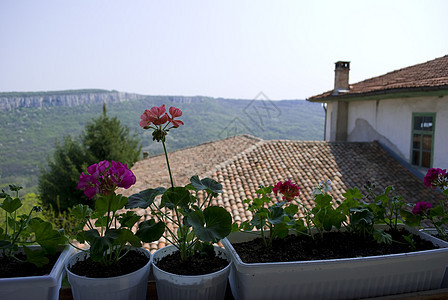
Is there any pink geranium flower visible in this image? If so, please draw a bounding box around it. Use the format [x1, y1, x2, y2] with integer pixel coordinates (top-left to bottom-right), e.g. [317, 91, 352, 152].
[139, 104, 170, 128]
[273, 180, 300, 202]
[168, 106, 184, 128]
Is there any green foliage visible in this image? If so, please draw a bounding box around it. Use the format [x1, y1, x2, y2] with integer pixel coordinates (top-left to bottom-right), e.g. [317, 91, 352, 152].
[238, 185, 299, 247]
[70, 192, 163, 265]
[38, 136, 92, 212]
[81, 106, 141, 167]
[38, 109, 141, 213]
[0, 185, 66, 267]
[127, 176, 232, 261]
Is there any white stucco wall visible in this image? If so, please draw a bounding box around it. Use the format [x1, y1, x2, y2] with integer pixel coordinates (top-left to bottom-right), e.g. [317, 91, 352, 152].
[345, 95, 448, 170]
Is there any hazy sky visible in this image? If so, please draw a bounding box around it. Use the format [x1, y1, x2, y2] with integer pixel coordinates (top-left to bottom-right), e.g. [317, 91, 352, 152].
[1, 0, 447, 100]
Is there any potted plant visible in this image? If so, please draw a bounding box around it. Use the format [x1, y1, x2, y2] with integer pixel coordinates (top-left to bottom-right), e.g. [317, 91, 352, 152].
[403, 168, 448, 241]
[126, 104, 232, 300]
[0, 184, 73, 300]
[222, 180, 448, 300]
[66, 160, 165, 300]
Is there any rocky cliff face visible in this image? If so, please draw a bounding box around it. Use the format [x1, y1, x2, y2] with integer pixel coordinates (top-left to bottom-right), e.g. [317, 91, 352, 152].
[0, 90, 146, 111]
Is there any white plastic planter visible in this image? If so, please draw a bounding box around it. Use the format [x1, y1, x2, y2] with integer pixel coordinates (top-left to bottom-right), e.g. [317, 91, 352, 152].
[152, 245, 231, 300]
[222, 225, 448, 300]
[66, 247, 151, 300]
[0, 245, 75, 300]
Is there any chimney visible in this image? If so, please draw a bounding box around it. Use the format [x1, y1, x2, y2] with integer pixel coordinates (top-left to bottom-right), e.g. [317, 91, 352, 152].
[333, 61, 350, 93]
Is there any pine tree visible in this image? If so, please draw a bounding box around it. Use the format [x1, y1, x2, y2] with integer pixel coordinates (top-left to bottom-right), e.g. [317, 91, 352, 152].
[38, 105, 141, 212]
[81, 104, 141, 167]
[38, 136, 94, 212]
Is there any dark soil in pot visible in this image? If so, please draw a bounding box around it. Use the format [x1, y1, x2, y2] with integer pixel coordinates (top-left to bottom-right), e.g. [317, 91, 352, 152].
[68, 249, 149, 278]
[232, 228, 438, 263]
[155, 249, 229, 276]
[0, 251, 62, 278]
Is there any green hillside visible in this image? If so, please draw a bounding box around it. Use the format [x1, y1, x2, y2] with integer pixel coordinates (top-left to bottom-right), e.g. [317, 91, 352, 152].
[0, 95, 324, 192]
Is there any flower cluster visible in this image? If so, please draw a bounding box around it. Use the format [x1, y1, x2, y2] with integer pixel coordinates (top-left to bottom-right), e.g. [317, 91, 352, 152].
[273, 180, 300, 202]
[77, 160, 136, 199]
[139, 104, 184, 142]
[412, 201, 433, 215]
[424, 168, 448, 190]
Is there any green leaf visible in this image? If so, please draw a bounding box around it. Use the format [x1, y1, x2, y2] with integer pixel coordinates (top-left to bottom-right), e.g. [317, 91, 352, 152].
[71, 204, 93, 220]
[161, 187, 191, 209]
[28, 218, 65, 254]
[107, 228, 141, 247]
[343, 188, 364, 201]
[256, 185, 273, 195]
[136, 219, 165, 243]
[284, 204, 299, 216]
[268, 206, 286, 225]
[188, 206, 232, 242]
[95, 194, 128, 215]
[373, 229, 392, 244]
[190, 176, 223, 194]
[24, 246, 49, 268]
[400, 209, 421, 227]
[84, 229, 112, 262]
[127, 187, 166, 209]
[94, 216, 109, 228]
[314, 194, 333, 208]
[0, 195, 22, 213]
[273, 222, 289, 239]
[118, 211, 141, 228]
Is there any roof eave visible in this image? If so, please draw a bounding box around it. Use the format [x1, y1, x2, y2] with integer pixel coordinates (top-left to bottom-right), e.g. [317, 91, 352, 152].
[307, 85, 448, 103]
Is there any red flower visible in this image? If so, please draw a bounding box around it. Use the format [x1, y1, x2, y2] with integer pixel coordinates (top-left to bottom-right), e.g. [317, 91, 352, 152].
[412, 201, 433, 215]
[139, 105, 184, 129]
[139, 104, 169, 128]
[168, 106, 184, 128]
[273, 180, 300, 202]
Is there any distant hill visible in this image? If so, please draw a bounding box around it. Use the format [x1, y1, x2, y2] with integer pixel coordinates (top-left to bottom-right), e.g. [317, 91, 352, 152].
[0, 90, 324, 192]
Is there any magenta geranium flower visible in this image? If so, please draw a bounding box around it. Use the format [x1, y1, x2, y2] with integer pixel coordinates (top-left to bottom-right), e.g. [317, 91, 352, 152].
[77, 160, 136, 199]
[424, 168, 447, 189]
[273, 180, 300, 202]
[412, 201, 433, 215]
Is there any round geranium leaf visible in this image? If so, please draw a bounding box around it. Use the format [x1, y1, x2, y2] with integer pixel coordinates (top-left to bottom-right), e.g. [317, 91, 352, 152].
[136, 219, 165, 243]
[161, 187, 191, 209]
[190, 176, 223, 194]
[188, 206, 232, 242]
[127, 187, 166, 209]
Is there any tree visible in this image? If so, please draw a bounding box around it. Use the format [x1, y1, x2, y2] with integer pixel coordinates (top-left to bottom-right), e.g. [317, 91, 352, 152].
[81, 104, 141, 167]
[38, 136, 93, 212]
[38, 105, 142, 212]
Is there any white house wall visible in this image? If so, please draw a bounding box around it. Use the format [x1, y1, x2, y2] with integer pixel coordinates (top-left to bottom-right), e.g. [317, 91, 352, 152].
[346, 95, 448, 170]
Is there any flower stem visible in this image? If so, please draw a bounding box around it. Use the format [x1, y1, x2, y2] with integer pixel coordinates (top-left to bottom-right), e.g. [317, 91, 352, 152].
[162, 139, 174, 189]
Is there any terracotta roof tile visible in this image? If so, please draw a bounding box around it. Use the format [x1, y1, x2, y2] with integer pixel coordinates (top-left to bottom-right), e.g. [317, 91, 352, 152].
[309, 55, 448, 101]
[121, 136, 445, 252]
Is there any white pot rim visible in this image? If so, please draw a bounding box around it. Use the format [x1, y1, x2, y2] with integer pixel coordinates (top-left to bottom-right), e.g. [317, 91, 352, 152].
[65, 247, 151, 280]
[151, 244, 232, 278]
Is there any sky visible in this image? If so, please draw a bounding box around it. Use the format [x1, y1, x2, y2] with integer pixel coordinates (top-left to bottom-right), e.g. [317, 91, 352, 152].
[1, 0, 447, 100]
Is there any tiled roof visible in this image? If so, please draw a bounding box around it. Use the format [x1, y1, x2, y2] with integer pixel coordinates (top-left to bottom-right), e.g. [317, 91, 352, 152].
[308, 55, 448, 101]
[121, 136, 445, 252]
